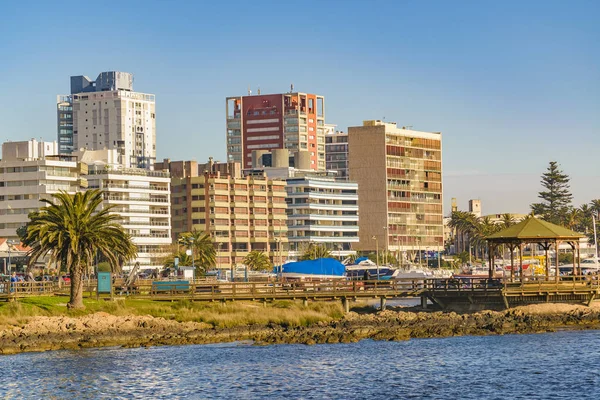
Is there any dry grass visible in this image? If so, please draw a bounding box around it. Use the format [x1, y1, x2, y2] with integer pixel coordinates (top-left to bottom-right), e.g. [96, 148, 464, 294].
[0, 297, 345, 329]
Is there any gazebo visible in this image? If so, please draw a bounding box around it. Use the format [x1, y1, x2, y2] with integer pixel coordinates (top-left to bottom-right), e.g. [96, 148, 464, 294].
[486, 217, 584, 282]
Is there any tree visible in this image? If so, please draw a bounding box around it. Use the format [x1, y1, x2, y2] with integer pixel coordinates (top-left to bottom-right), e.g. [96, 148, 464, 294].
[243, 250, 272, 271]
[20, 190, 137, 309]
[178, 230, 216, 269]
[300, 243, 332, 260]
[500, 213, 516, 229]
[163, 247, 194, 269]
[530, 161, 573, 225]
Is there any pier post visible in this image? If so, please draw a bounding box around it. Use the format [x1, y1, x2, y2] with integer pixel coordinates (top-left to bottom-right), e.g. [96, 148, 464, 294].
[421, 295, 428, 309]
[302, 298, 308, 307]
[380, 297, 387, 311]
[341, 297, 350, 314]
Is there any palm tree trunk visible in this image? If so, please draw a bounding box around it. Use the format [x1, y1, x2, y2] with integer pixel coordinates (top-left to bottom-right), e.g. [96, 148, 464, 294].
[68, 265, 85, 309]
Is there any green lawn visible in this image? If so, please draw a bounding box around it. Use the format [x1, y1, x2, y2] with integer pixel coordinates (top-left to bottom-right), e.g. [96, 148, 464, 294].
[0, 296, 345, 329]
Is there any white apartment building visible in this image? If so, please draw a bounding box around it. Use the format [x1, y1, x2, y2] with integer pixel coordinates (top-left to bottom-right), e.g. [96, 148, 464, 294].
[245, 166, 359, 260]
[286, 175, 359, 259]
[59, 71, 156, 169]
[79, 150, 171, 270]
[0, 140, 86, 240]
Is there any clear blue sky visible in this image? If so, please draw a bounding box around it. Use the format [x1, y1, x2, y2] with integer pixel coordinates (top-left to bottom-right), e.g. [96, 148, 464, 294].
[1, 0, 598, 215]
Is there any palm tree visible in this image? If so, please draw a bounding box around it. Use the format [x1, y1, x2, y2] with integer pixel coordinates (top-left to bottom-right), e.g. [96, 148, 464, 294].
[448, 211, 478, 259]
[243, 250, 272, 271]
[21, 190, 137, 309]
[590, 199, 600, 217]
[178, 230, 216, 269]
[163, 247, 193, 269]
[500, 213, 516, 229]
[564, 208, 581, 231]
[300, 243, 332, 260]
[578, 204, 593, 234]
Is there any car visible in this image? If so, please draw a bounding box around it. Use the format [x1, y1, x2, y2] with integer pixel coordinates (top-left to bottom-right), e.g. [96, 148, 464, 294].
[61, 275, 71, 283]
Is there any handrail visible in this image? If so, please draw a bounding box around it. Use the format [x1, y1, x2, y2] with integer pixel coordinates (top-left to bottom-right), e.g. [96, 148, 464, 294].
[1, 276, 598, 301]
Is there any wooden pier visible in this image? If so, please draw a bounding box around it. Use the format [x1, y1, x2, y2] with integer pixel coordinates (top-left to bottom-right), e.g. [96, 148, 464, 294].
[2, 277, 599, 310]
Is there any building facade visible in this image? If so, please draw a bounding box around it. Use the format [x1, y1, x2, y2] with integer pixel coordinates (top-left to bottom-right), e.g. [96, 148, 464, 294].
[325, 129, 349, 179]
[156, 159, 288, 267]
[284, 173, 358, 260]
[348, 120, 444, 254]
[83, 161, 171, 270]
[0, 140, 87, 240]
[226, 90, 326, 170]
[58, 71, 156, 169]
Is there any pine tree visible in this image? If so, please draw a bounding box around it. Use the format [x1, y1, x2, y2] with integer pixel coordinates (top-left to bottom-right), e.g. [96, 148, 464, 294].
[530, 161, 573, 225]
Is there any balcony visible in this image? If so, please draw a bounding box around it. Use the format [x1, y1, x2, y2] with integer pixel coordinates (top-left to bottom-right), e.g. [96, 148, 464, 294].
[105, 196, 169, 203]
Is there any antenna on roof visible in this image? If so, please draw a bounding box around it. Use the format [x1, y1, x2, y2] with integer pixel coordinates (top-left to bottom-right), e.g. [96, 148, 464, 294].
[248, 86, 251, 95]
[257, 86, 261, 95]
[290, 83, 294, 93]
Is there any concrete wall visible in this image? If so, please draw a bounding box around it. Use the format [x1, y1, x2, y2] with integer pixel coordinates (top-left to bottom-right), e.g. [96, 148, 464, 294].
[348, 124, 388, 252]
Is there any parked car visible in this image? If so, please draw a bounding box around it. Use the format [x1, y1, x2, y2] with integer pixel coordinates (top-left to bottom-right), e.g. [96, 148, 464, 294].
[61, 275, 71, 283]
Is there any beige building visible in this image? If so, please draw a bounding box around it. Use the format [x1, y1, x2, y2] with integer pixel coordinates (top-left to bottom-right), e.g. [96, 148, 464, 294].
[348, 120, 443, 254]
[156, 158, 288, 268]
[0, 140, 87, 240]
[60, 71, 156, 169]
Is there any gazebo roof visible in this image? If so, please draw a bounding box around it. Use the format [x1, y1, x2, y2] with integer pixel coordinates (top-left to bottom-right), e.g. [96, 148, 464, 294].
[486, 217, 584, 242]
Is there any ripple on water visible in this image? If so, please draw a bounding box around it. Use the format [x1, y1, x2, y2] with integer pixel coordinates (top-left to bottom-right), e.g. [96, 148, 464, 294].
[1, 330, 599, 399]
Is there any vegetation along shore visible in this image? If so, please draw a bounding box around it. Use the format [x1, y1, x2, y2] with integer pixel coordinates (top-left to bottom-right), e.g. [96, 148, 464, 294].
[1, 297, 600, 355]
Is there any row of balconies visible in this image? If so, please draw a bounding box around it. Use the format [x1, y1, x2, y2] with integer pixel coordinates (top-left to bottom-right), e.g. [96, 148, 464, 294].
[96, 183, 169, 192]
[105, 196, 170, 203]
[288, 225, 358, 232]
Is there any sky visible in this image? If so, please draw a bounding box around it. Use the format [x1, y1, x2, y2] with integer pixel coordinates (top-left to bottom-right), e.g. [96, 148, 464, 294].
[0, 0, 598, 215]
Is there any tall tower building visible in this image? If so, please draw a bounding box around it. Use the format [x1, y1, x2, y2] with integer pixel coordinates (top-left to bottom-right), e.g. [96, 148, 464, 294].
[226, 89, 326, 171]
[348, 120, 444, 254]
[468, 199, 482, 218]
[57, 71, 156, 169]
[325, 126, 349, 179]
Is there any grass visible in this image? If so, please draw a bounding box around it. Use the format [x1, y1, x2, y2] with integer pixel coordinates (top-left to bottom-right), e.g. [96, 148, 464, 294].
[0, 296, 345, 329]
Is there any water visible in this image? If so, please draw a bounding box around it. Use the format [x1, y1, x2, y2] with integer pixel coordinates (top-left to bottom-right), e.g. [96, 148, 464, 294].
[1, 330, 599, 399]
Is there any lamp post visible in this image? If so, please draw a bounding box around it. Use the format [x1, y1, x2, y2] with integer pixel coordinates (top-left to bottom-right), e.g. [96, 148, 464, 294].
[593, 213, 599, 262]
[217, 242, 223, 279]
[372, 235, 379, 280]
[7, 239, 17, 276]
[189, 237, 195, 281]
[383, 226, 388, 266]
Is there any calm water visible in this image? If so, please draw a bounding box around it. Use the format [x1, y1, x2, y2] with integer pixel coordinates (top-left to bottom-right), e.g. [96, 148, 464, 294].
[1, 330, 599, 399]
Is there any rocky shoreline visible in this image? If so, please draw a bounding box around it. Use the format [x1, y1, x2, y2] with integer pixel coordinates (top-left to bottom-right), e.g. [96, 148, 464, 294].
[1, 303, 600, 355]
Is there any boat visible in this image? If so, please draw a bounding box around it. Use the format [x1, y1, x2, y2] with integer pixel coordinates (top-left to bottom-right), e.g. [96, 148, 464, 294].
[345, 259, 398, 280]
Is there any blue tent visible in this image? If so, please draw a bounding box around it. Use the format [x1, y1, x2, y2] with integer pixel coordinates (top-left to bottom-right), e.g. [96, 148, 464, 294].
[274, 258, 345, 276]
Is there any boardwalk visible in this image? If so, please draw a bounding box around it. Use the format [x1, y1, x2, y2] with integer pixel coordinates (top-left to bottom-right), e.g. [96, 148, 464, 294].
[2, 277, 599, 310]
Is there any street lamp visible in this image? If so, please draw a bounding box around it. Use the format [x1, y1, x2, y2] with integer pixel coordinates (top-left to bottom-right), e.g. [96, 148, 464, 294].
[372, 235, 379, 280]
[7, 239, 17, 276]
[189, 237, 195, 281]
[217, 242, 224, 279]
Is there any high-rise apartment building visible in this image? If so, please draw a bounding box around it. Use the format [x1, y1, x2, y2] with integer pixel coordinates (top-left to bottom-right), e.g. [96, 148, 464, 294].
[348, 120, 443, 254]
[226, 89, 326, 170]
[325, 128, 349, 179]
[79, 149, 171, 270]
[58, 71, 156, 169]
[0, 140, 87, 240]
[246, 166, 359, 260]
[156, 159, 288, 267]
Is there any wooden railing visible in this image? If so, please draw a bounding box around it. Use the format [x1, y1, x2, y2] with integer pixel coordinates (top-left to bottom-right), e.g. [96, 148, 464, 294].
[2, 276, 599, 302]
[0, 281, 57, 298]
[504, 275, 600, 294]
